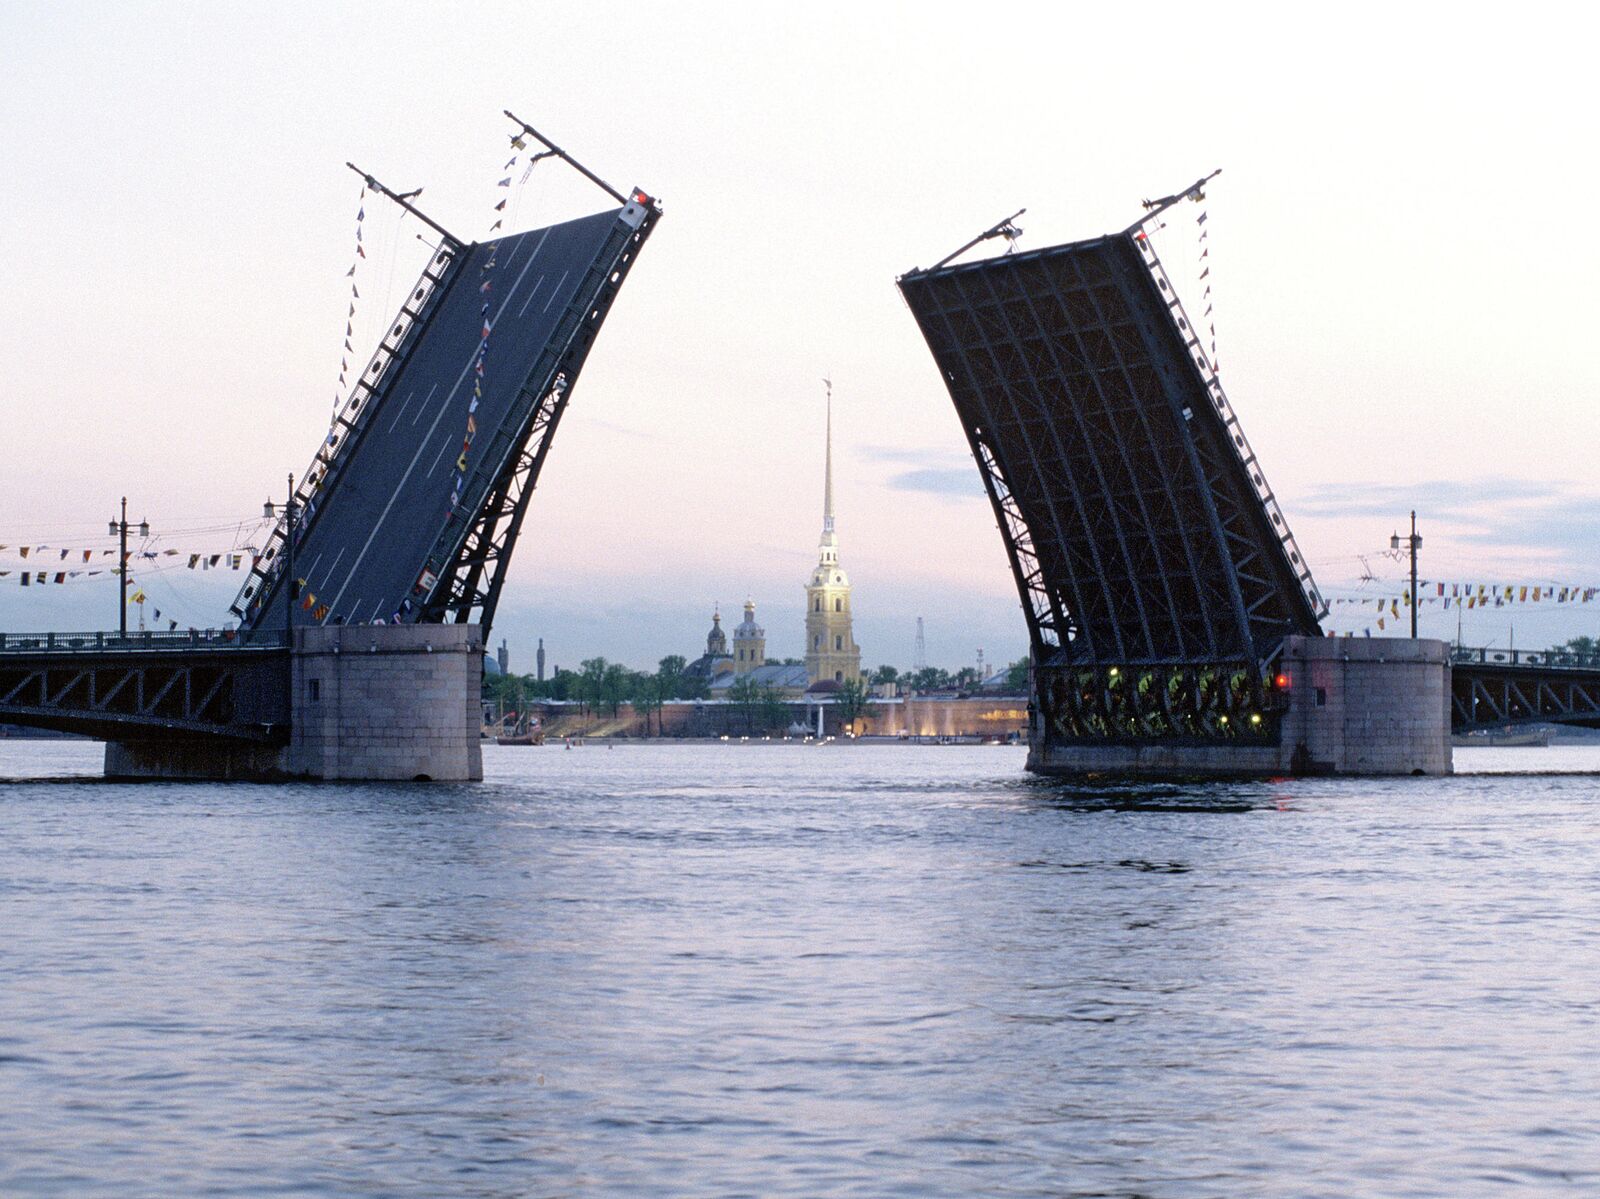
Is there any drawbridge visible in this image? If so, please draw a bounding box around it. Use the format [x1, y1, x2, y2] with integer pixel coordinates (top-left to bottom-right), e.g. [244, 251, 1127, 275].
[898, 179, 1597, 765]
[3, 118, 660, 746]
[899, 179, 1324, 751]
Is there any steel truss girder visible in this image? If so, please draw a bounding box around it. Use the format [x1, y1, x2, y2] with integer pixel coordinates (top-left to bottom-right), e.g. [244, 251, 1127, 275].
[898, 224, 1323, 681]
[1452, 664, 1600, 731]
[0, 650, 289, 741]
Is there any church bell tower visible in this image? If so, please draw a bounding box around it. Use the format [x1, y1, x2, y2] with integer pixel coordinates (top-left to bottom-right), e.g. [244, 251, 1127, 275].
[805, 378, 861, 686]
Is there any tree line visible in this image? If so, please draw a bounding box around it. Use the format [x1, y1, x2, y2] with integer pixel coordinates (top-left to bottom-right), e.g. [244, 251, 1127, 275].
[483, 654, 1032, 737]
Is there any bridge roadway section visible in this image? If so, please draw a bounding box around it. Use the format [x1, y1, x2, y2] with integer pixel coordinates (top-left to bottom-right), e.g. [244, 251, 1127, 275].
[250, 206, 628, 631]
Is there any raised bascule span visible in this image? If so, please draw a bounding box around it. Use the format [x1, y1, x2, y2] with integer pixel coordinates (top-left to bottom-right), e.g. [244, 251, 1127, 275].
[236, 159, 659, 637]
[896, 179, 1600, 776]
[899, 180, 1334, 773]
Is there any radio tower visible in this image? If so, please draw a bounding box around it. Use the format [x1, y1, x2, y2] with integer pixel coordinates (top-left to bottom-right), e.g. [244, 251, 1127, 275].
[914, 616, 926, 671]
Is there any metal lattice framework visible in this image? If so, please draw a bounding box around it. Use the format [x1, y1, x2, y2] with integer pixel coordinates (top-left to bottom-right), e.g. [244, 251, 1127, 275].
[898, 192, 1325, 743]
[1452, 657, 1600, 731]
[0, 633, 289, 741]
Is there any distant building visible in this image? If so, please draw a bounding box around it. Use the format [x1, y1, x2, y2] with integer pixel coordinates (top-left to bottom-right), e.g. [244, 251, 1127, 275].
[804, 383, 861, 686]
[679, 387, 865, 691]
[732, 600, 765, 674]
[536, 637, 545, 681]
[709, 660, 809, 698]
[685, 608, 735, 683]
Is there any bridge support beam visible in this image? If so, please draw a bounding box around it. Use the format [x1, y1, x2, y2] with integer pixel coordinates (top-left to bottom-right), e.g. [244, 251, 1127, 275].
[1028, 636, 1452, 778]
[105, 624, 484, 782]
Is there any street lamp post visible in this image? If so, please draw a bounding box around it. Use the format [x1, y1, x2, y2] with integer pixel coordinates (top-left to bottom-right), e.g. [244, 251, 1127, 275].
[107, 497, 150, 638]
[1391, 510, 1422, 639]
[263, 473, 299, 641]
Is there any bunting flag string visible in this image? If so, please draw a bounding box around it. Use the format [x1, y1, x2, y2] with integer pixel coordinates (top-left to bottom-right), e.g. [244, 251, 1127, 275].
[1195, 205, 1217, 372]
[1321, 581, 1600, 610]
[440, 135, 563, 515]
[333, 185, 368, 422]
[1317, 576, 1600, 638]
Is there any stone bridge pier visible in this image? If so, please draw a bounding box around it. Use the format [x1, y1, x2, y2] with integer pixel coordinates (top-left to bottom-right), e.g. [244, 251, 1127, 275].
[106, 623, 483, 782]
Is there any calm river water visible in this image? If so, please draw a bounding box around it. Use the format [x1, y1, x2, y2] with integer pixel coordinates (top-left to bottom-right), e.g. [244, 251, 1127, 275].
[3, 740, 1599, 1197]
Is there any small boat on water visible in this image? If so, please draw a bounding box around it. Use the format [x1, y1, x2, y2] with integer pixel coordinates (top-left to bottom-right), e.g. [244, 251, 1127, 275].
[495, 715, 544, 746]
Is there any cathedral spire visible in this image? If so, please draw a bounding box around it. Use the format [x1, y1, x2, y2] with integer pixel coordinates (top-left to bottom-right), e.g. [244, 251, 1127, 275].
[820, 377, 837, 548]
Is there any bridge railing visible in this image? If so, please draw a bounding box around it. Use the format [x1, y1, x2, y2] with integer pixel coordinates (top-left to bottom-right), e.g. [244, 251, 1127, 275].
[0, 629, 289, 654]
[1452, 645, 1600, 671]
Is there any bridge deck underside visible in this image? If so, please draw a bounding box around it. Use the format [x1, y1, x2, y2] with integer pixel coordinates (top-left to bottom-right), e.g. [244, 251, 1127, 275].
[899, 234, 1320, 672]
[0, 648, 289, 742]
[1453, 663, 1600, 731]
[240, 203, 643, 634]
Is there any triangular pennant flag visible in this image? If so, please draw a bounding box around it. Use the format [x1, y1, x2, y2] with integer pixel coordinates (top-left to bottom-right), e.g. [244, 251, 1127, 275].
[494, 199, 506, 212]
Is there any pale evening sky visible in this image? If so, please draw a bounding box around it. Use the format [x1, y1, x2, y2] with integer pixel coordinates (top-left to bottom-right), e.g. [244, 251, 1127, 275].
[1, 2, 1596, 670]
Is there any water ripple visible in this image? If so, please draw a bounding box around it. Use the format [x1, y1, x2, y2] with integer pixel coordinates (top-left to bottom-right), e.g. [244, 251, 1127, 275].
[2, 739, 1599, 1196]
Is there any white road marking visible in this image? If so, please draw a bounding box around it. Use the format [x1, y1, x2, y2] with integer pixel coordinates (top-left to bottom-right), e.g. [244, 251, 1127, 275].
[387, 388, 417, 432]
[426, 428, 453, 480]
[517, 277, 546, 319]
[542, 270, 568, 312]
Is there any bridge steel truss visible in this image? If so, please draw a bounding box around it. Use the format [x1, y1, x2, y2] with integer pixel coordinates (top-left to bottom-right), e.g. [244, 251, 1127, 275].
[0, 633, 289, 742]
[419, 196, 659, 630]
[898, 207, 1325, 745]
[1452, 659, 1600, 732]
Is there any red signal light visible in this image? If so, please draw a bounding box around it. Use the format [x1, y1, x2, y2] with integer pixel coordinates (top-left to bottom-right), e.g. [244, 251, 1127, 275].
[1274, 673, 1290, 690]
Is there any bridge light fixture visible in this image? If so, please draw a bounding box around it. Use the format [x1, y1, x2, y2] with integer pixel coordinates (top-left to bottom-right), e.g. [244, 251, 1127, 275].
[263, 498, 276, 519]
[1249, 713, 1263, 726]
[138, 519, 149, 538]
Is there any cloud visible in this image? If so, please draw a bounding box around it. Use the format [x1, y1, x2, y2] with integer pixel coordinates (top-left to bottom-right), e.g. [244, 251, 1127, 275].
[885, 467, 984, 498]
[1294, 477, 1600, 567]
